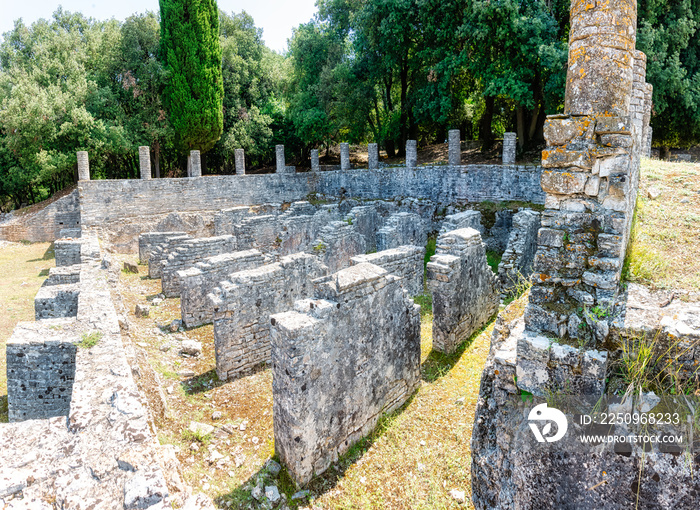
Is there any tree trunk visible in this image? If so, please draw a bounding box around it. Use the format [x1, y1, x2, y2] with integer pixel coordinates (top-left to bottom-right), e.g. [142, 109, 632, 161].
[516, 106, 526, 150]
[398, 52, 409, 157]
[479, 95, 495, 153]
[154, 142, 161, 178]
[385, 139, 396, 159]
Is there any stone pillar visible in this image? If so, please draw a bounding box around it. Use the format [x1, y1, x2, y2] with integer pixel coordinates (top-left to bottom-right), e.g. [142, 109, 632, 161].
[77, 151, 90, 181]
[642, 83, 653, 158]
[405, 140, 417, 168]
[448, 129, 461, 166]
[565, 0, 637, 116]
[310, 149, 320, 172]
[368, 143, 379, 169]
[235, 149, 245, 175]
[502, 132, 516, 164]
[138, 146, 151, 180]
[189, 150, 201, 177]
[529, 0, 644, 340]
[340, 143, 350, 171]
[276, 145, 285, 173]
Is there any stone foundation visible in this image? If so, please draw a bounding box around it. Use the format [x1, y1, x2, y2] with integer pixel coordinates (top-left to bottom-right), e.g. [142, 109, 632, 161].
[427, 228, 499, 354]
[34, 283, 80, 319]
[209, 253, 327, 380]
[270, 263, 421, 486]
[351, 245, 425, 296]
[6, 320, 77, 421]
[377, 212, 427, 252]
[496, 209, 541, 293]
[179, 249, 267, 328]
[160, 235, 237, 297]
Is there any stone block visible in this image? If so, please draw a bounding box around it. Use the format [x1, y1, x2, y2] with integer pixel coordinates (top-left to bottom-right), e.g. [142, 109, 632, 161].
[541, 148, 592, 170]
[540, 170, 589, 195]
[543, 116, 595, 146]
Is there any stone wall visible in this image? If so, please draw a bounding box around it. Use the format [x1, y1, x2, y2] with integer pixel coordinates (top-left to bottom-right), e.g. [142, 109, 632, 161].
[377, 212, 427, 252]
[209, 253, 327, 381]
[2, 236, 181, 508]
[270, 263, 421, 486]
[138, 231, 187, 264]
[160, 235, 237, 297]
[427, 228, 499, 354]
[496, 209, 541, 292]
[54, 239, 82, 267]
[351, 245, 425, 296]
[34, 283, 80, 320]
[44, 264, 81, 286]
[0, 189, 80, 242]
[179, 249, 267, 328]
[6, 320, 77, 421]
[312, 221, 366, 273]
[145, 233, 194, 278]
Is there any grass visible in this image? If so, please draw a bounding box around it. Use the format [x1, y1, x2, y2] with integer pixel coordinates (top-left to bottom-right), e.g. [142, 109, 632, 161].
[623, 158, 700, 290]
[0, 241, 53, 422]
[78, 330, 102, 349]
[485, 250, 501, 273]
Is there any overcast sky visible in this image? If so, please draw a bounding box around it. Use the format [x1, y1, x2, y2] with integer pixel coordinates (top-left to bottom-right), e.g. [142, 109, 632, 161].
[0, 0, 319, 53]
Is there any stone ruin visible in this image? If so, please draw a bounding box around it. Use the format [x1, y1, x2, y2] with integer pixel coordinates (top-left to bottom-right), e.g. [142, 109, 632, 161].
[470, 0, 700, 508]
[2, 0, 676, 502]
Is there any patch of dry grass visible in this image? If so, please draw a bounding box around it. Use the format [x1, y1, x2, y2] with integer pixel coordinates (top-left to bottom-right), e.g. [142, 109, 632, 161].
[625, 159, 700, 291]
[0, 241, 53, 422]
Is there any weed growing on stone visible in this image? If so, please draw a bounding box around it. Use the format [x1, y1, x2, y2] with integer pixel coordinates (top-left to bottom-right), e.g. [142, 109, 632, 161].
[182, 428, 212, 444]
[78, 330, 103, 349]
[485, 250, 501, 273]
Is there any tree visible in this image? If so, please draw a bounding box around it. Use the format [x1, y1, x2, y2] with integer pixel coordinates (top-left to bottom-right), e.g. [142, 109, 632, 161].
[159, 0, 224, 155]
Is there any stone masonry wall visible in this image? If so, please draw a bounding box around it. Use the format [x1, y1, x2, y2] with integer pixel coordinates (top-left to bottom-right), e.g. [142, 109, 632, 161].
[312, 221, 366, 273]
[0, 189, 80, 243]
[160, 235, 237, 297]
[377, 212, 428, 252]
[44, 265, 81, 286]
[496, 209, 541, 292]
[146, 234, 193, 278]
[54, 239, 82, 267]
[6, 321, 77, 421]
[209, 253, 327, 381]
[351, 245, 425, 296]
[34, 284, 80, 320]
[269, 263, 421, 486]
[138, 231, 187, 264]
[427, 228, 499, 354]
[179, 249, 267, 328]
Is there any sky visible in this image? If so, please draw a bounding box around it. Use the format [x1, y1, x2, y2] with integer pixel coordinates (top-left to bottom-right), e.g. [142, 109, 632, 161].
[0, 0, 319, 53]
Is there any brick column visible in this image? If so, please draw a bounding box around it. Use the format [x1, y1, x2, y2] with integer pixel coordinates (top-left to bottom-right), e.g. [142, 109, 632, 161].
[139, 146, 151, 180]
[502, 132, 516, 164]
[405, 140, 417, 168]
[448, 130, 461, 166]
[235, 149, 245, 175]
[310, 149, 320, 172]
[340, 143, 350, 171]
[368, 143, 379, 169]
[77, 151, 90, 181]
[189, 150, 201, 177]
[276, 145, 285, 173]
[527, 0, 648, 341]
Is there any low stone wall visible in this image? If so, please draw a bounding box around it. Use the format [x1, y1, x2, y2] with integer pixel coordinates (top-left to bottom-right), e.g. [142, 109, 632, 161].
[160, 235, 237, 297]
[138, 231, 187, 264]
[427, 228, 499, 354]
[54, 239, 82, 267]
[497, 209, 541, 292]
[346, 205, 381, 253]
[0, 188, 80, 242]
[439, 210, 483, 235]
[179, 249, 267, 328]
[145, 233, 193, 278]
[377, 212, 427, 252]
[6, 320, 78, 421]
[313, 221, 366, 273]
[1, 237, 180, 508]
[209, 253, 327, 380]
[270, 263, 421, 486]
[44, 265, 81, 286]
[351, 245, 425, 296]
[34, 283, 80, 320]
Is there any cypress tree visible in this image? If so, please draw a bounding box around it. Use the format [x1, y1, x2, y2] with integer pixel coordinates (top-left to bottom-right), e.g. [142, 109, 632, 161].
[159, 0, 224, 153]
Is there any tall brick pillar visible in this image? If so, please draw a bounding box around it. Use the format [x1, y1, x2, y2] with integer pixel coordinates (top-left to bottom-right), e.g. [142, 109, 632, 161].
[139, 146, 151, 180]
[77, 151, 90, 181]
[526, 0, 650, 341]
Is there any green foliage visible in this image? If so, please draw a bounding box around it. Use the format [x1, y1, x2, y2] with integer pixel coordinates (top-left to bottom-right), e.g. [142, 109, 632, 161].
[485, 250, 502, 274]
[159, 0, 224, 153]
[78, 330, 103, 349]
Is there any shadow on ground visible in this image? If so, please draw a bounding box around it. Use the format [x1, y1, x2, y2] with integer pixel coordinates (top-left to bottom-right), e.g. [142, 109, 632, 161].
[28, 243, 55, 262]
[215, 393, 416, 509]
[0, 395, 8, 423]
